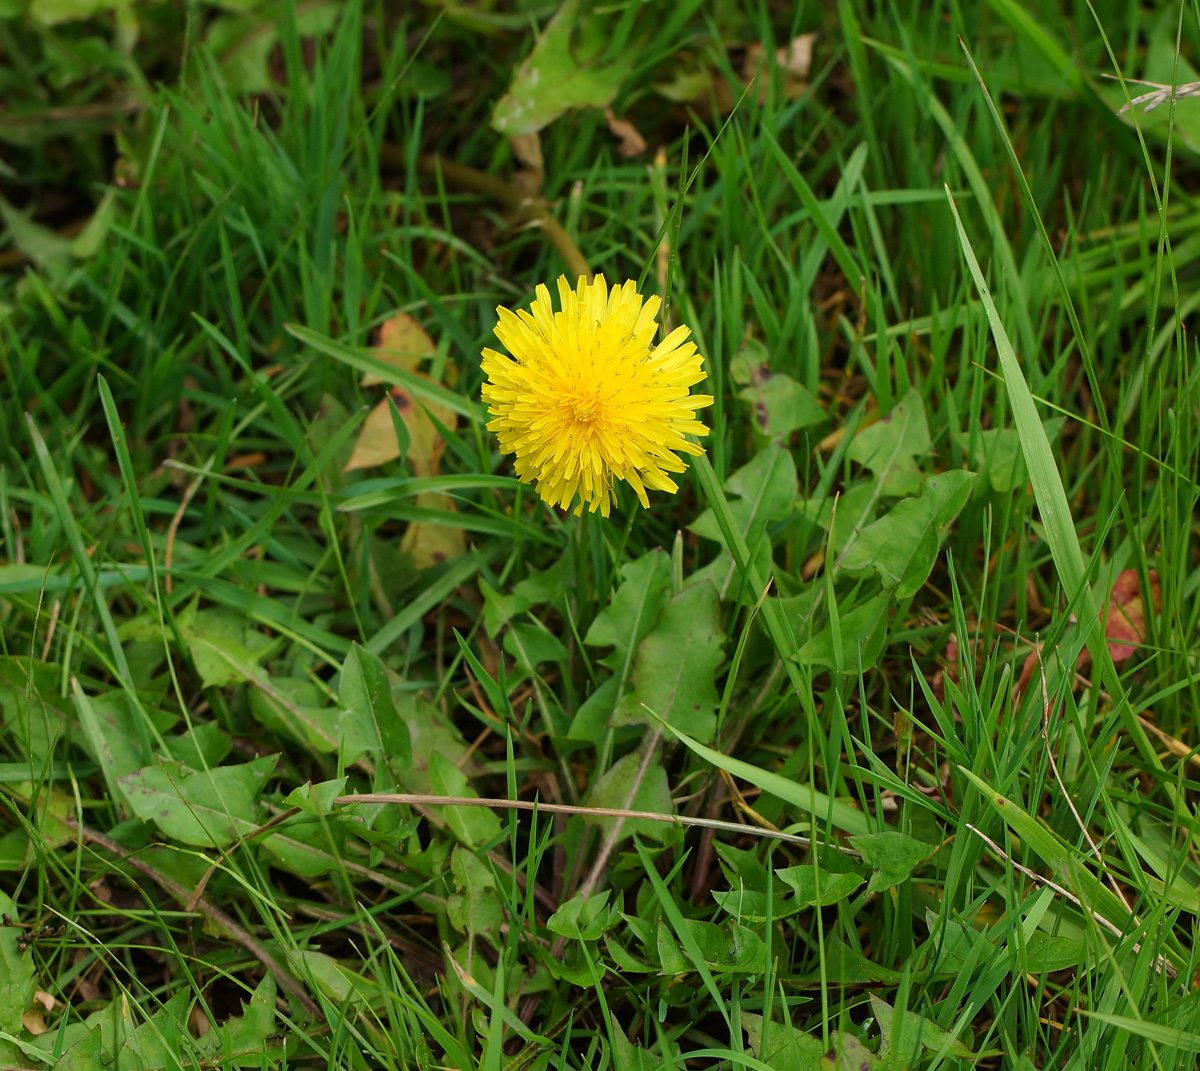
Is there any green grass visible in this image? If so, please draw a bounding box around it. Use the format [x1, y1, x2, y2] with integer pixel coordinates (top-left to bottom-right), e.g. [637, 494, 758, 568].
[3, 1, 1200, 1068]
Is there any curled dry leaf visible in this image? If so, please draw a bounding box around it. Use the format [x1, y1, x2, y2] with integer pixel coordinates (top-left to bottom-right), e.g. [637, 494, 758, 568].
[361, 312, 436, 385]
[346, 311, 467, 566]
[33, 991, 55, 1012]
[346, 312, 453, 476]
[604, 107, 647, 157]
[23, 1009, 48, 1035]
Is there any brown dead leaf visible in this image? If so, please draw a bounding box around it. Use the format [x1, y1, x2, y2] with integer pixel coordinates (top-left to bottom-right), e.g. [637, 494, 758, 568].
[361, 312, 436, 386]
[400, 491, 468, 569]
[23, 1009, 47, 1036]
[604, 107, 647, 157]
[32, 991, 55, 1013]
[344, 383, 457, 476]
[1076, 569, 1160, 668]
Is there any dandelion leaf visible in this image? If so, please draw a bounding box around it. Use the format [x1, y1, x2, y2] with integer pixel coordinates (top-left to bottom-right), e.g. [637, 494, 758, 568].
[838, 470, 976, 598]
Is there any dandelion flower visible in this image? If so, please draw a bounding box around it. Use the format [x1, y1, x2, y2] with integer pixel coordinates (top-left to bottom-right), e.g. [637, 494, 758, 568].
[481, 275, 713, 517]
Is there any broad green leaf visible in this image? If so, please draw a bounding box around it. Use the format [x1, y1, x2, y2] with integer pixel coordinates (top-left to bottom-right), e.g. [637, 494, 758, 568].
[204, 4, 342, 96]
[819, 1033, 882, 1070]
[72, 686, 151, 805]
[741, 1012, 824, 1071]
[491, 0, 634, 135]
[177, 604, 278, 688]
[568, 676, 620, 745]
[339, 643, 413, 777]
[545, 890, 615, 941]
[0, 894, 34, 1034]
[584, 549, 672, 670]
[691, 445, 796, 542]
[119, 757, 275, 847]
[799, 936, 905, 985]
[572, 550, 671, 740]
[287, 950, 381, 1006]
[838, 470, 976, 597]
[283, 777, 347, 816]
[218, 976, 276, 1067]
[795, 593, 890, 672]
[479, 579, 532, 639]
[447, 847, 503, 944]
[0, 195, 71, 280]
[690, 446, 797, 598]
[656, 917, 766, 975]
[164, 722, 233, 770]
[848, 831, 935, 891]
[739, 372, 825, 443]
[248, 677, 339, 754]
[793, 482, 876, 556]
[774, 866, 865, 905]
[504, 622, 568, 670]
[952, 419, 1062, 493]
[613, 580, 724, 741]
[428, 750, 501, 848]
[6, 782, 73, 849]
[0, 658, 67, 765]
[869, 994, 975, 1060]
[847, 388, 931, 496]
[50, 1026, 102, 1071]
[583, 748, 676, 846]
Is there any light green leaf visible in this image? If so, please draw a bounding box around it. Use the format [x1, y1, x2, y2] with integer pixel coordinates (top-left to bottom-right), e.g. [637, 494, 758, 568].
[504, 622, 568, 670]
[0, 894, 34, 1034]
[339, 643, 412, 777]
[952, 419, 1062, 492]
[583, 749, 676, 846]
[584, 549, 671, 670]
[869, 994, 975, 1060]
[72, 685, 150, 805]
[739, 372, 825, 442]
[119, 757, 275, 847]
[847, 388, 931, 496]
[690, 446, 797, 598]
[248, 677, 339, 754]
[219, 976, 276, 1068]
[177, 604, 278, 688]
[741, 1012, 824, 1071]
[838, 470, 976, 597]
[491, 0, 634, 135]
[429, 750, 501, 848]
[848, 831, 935, 891]
[447, 847, 503, 943]
[795, 593, 890, 672]
[545, 890, 614, 941]
[0, 195, 71, 280]
[819, 1033, 882, 1070]
[613, 580, 724, 741]
[774, 866, 865, 905]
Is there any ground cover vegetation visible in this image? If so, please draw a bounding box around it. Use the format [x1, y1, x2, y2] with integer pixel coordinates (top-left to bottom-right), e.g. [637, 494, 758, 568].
[1, 0, 1199, 1067]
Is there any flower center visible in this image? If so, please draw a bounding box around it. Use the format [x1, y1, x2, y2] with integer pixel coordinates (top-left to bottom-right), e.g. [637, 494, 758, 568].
[567, 393, 603, 423]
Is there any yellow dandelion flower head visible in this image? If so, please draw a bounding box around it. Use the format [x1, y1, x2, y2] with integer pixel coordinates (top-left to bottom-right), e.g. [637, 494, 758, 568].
[481, 275, 714, 517]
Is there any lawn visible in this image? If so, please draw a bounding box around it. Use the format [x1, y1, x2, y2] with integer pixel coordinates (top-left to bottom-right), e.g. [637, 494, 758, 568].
[2, 1, 1200, 1068]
